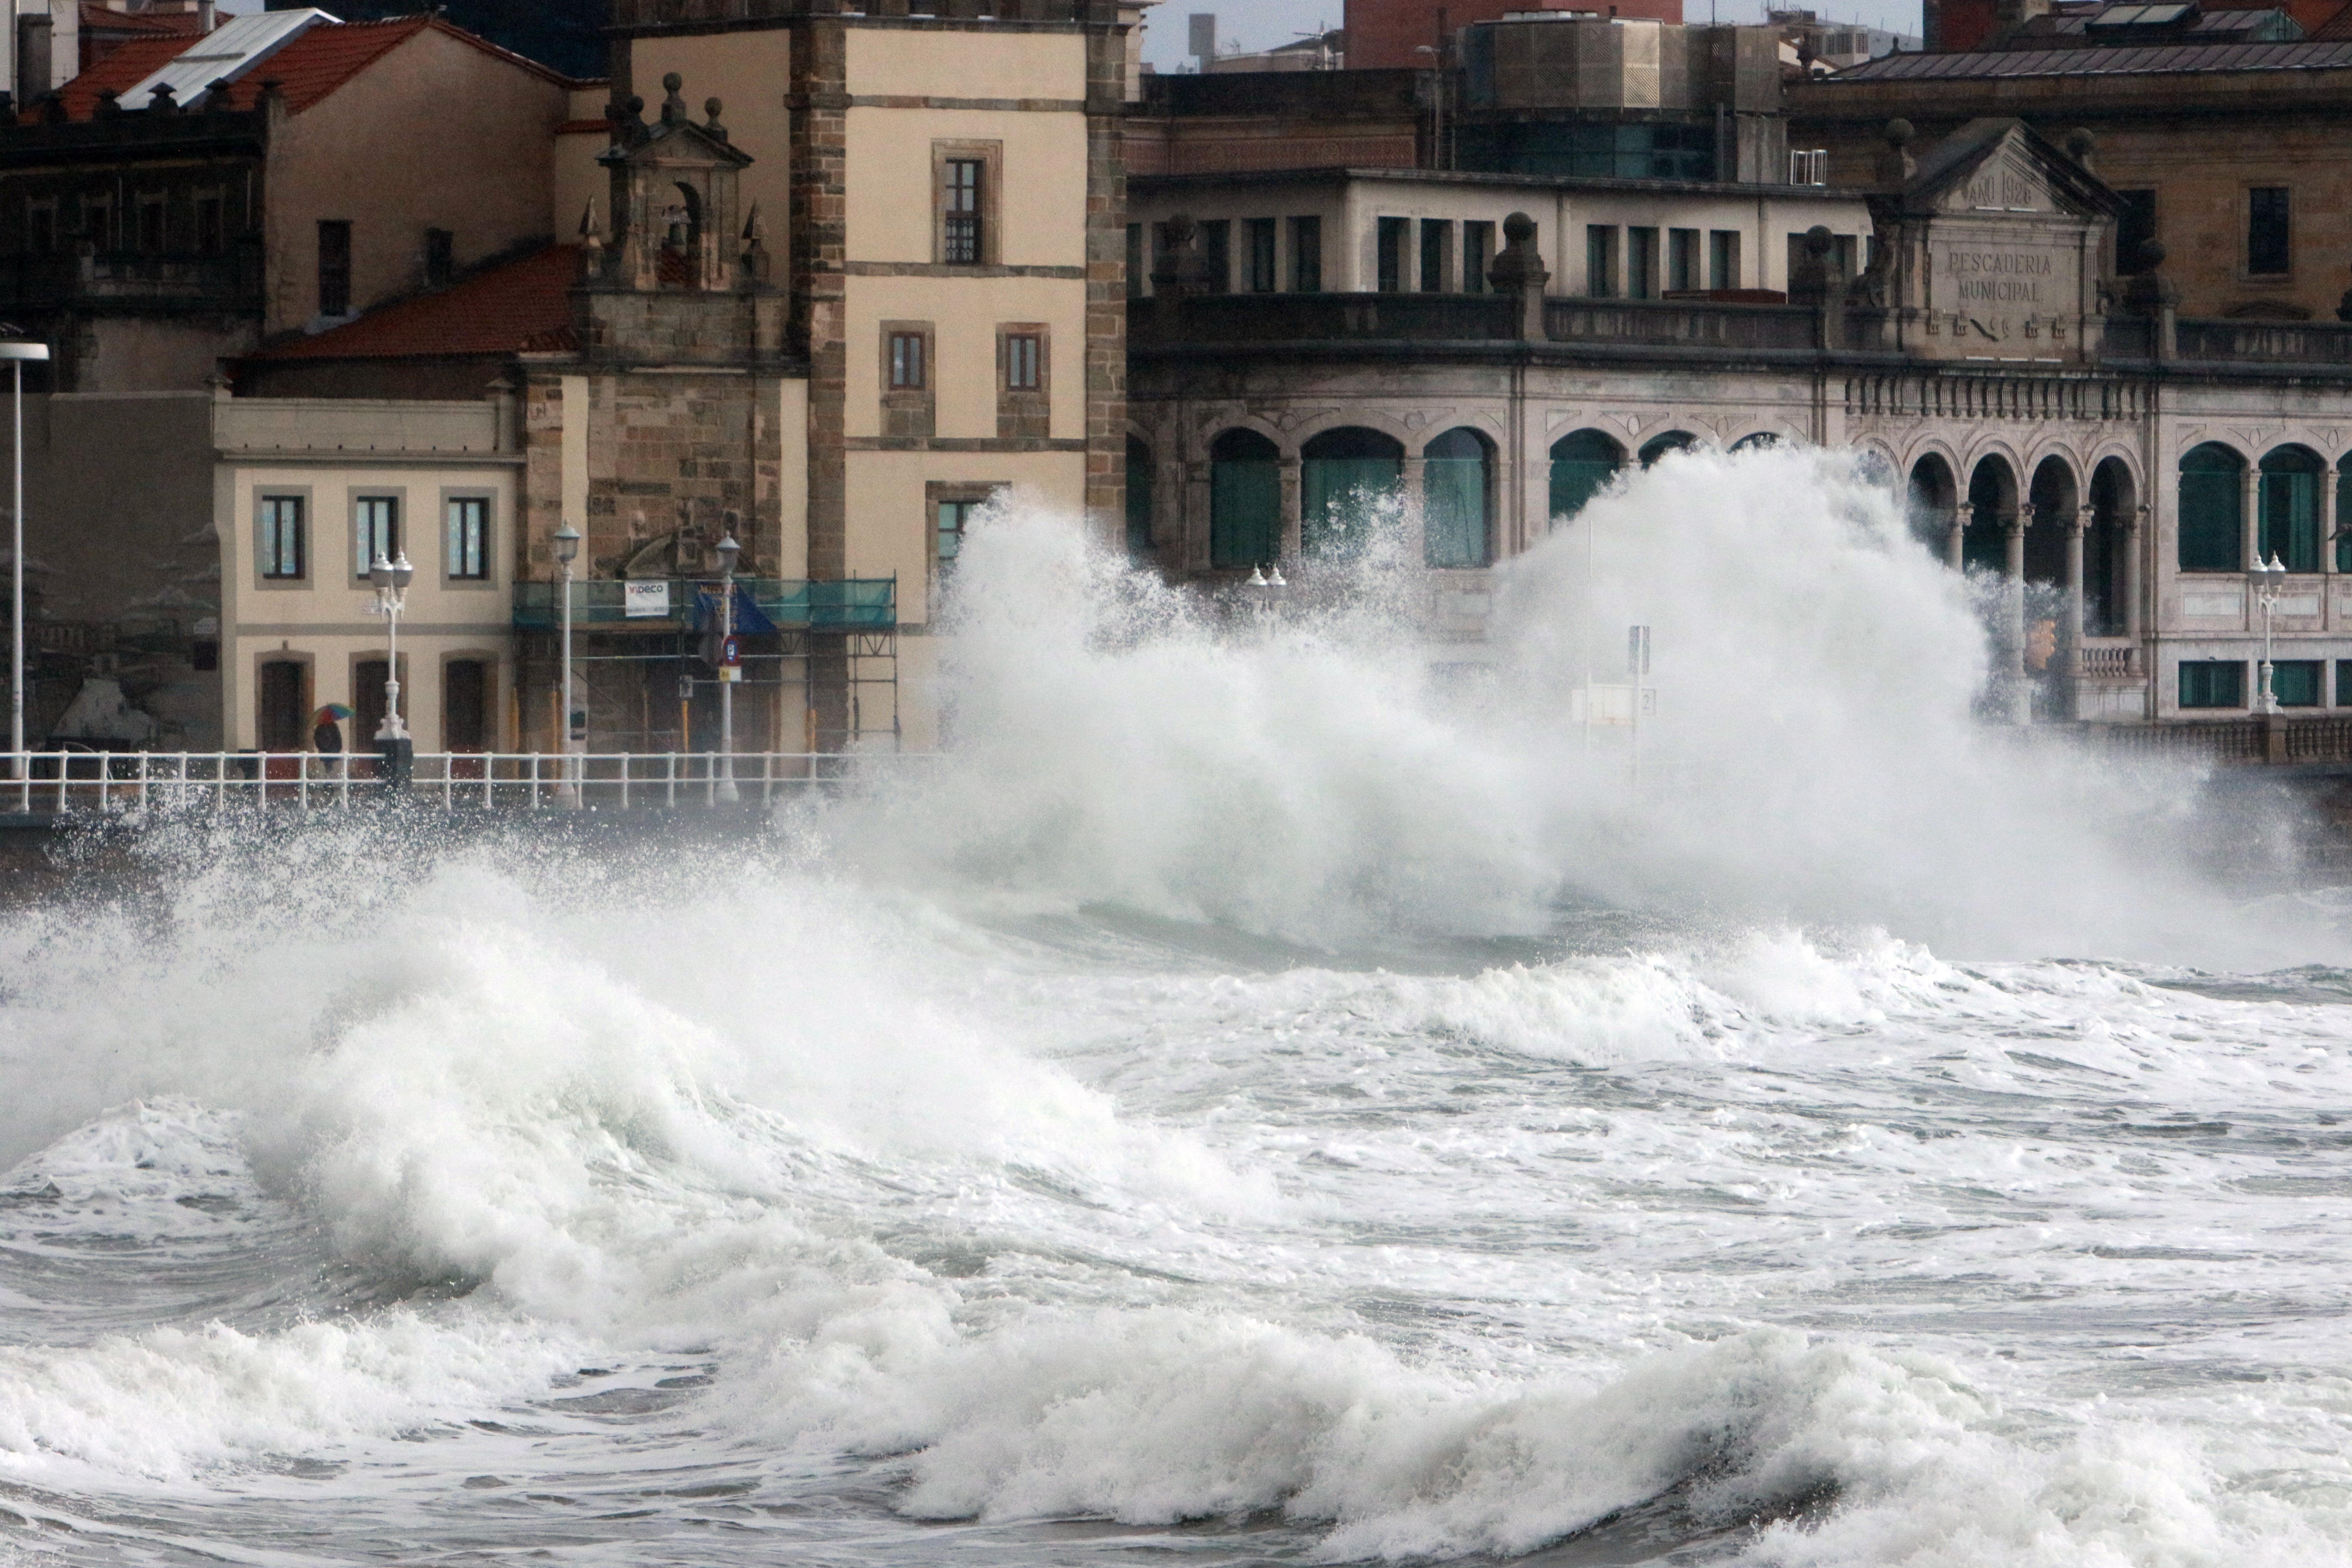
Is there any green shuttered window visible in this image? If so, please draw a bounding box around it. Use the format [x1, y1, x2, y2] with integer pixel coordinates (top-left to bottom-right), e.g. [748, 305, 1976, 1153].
[2178, 444, 2244, 573]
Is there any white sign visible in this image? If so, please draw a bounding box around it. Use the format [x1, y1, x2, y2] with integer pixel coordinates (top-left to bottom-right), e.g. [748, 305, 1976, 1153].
[624, 581, 671, 619]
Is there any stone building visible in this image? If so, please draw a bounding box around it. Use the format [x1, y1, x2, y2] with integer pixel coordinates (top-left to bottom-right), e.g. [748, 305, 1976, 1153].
[1129, 116, 2352, 726]
[0, 8, 576, 392]
[1790, 11, 2352, 324]
[0, 0, 1134, 760]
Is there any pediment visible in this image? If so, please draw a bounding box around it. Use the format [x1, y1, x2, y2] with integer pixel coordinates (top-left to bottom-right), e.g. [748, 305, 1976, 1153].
[1938, 148, 2056, 216]
[600, 117, 754, 171]
[1905, 119, 2121, 222]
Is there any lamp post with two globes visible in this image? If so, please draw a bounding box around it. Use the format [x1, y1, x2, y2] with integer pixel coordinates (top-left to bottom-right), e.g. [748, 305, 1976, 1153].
[2250, 552, 2286, 715]
[368, 547, 414, 790]
[553, 521, 581, 806]
[715, 531, 740, 804]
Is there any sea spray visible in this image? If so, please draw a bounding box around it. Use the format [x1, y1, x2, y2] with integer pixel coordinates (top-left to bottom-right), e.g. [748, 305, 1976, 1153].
[833, 446, 2310, 961]
[0, 451, 2346, 1565]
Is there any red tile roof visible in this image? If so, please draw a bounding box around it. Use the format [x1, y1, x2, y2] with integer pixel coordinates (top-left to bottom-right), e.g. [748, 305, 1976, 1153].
[249, 245, 582, 362]
[47, 16, 572, 121]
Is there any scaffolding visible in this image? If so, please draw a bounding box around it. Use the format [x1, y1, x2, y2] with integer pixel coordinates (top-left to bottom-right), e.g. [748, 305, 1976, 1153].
[512, 576, 901, 754]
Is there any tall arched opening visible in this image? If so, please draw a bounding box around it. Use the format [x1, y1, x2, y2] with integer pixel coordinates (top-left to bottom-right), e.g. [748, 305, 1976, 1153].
[1209, 428, 1280, 570]
[1423, 427, 1493, 568]
[2178, 443, 2245, 573]
[1300, 426, 1403, 554]
[1549, 429, 1623, 526]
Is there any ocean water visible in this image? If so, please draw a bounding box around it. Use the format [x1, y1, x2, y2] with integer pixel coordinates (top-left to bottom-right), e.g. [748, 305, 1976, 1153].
[3, 449, 2349, 1567]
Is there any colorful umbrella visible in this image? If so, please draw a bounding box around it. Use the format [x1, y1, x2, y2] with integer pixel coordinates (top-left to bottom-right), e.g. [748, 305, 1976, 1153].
[315, 704, 354, 723]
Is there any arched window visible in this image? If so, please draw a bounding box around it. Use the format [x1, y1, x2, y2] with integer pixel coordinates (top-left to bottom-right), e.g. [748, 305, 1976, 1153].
[2178, 443, 2245, 573]
[1301, 426, 1403, 554]
[2338, 453, 2352, 573]
[1638, 430, 1698, 467]
[1730, 431, 1782, 453]
[2025, 456, 2076, 586]
[1964, 456, 2016, 573]
[1549, 429, 1622, 526]
[1423, 427, 1491, 568]
[1908, 453, 1957, 558]
[1125, 435, 1155, 562]
[2260, 445, 2324, 572]
[1210, 428, 1280, 570]
[2088, 457, 2136, 635]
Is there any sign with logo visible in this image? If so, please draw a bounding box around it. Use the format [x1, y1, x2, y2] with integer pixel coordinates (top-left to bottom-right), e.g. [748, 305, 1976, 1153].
[624, 580, 671, 619]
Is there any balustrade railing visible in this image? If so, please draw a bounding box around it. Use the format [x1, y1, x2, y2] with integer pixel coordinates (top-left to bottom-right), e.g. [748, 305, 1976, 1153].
[2079, 645, 2138, 678]
[2081, 721, 2266, 763]
[1133, 292, 1516, 346]
[0, 751, 934, 817]
[1135, 291, 2352, 372]
[1546, 298, 1819, 351]
[2175, 318, 2352, 366]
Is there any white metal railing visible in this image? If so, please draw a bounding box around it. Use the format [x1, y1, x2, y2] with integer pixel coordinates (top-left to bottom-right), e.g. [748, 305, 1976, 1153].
[0, 752, 932, 817]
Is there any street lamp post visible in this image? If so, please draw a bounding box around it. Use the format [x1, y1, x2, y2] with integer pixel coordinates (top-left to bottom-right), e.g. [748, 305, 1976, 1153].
[553, 522, 580, 806]
[715, 532, 740, 803]
[2251, 551, 2286, 715]
[0, 337, 50, 786]
[368, 548, 415, 792]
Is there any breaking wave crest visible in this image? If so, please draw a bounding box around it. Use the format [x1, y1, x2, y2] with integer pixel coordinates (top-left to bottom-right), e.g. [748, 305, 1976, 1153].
[3, 450, 2347, 1565]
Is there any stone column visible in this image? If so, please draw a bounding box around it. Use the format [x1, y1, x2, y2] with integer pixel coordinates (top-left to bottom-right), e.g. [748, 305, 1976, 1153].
[2323, 464, 2339, 581]
[2244, 465, 2263, 571]
[2125, 505, 2146, 644]
[1403, 456, 1428, 565]
[1947, 502, 1969, 572]
[2004, 509, 2030, 723]
[1278, 454, 1302, 561]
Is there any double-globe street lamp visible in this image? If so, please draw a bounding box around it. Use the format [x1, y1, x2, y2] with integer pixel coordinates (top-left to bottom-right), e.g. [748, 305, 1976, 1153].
[553, 521, 581, 806]
[715, 531, 740, 804]
[1, 335, 49, 780]
[368, 548, 415, 787]
[2250, 551, 2288, 715]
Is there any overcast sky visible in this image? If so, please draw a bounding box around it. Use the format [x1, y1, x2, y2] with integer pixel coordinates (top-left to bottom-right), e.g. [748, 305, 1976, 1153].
[1134, 1, 1927, 70]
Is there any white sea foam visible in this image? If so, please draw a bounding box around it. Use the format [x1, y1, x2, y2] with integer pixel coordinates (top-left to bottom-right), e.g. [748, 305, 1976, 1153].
[0, 453, 2346, 1563]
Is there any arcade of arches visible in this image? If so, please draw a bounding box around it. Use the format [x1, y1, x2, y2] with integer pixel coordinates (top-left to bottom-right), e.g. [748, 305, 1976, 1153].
[1199, 424, 1501, 570]
[1132, 420, 2352, 723]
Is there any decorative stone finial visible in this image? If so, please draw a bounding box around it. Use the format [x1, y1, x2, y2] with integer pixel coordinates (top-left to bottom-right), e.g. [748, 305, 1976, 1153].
[2064, 126, 2096, 169]
[148, 81, 179, 114]
[1488, 211, 1550, 337]
[1876, 118, 1916, 187]
[704, 97, 727, 141]
[2124, 240, 2176, 314]
[660, 72, 687, 126]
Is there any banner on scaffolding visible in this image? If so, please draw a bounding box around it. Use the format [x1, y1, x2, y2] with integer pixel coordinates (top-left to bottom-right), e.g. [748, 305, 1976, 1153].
[624, 581, 671, 618]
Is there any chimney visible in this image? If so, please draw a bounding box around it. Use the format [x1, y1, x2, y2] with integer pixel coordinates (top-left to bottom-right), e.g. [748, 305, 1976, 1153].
[199, 0, 217, 34]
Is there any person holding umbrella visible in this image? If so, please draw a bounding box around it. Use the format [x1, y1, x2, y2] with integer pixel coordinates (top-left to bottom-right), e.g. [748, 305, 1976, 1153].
[314, 704, 351, 775]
